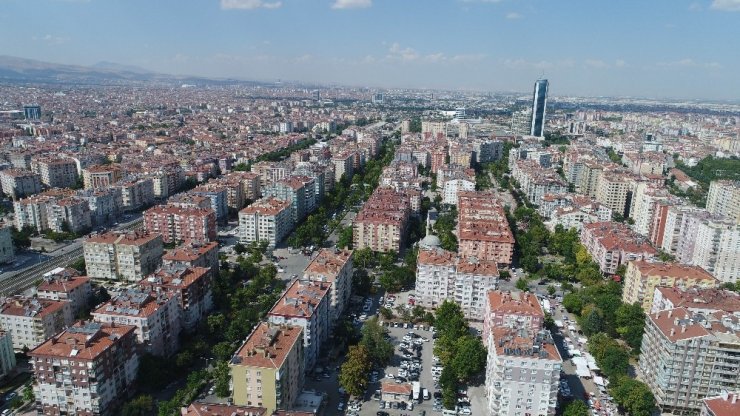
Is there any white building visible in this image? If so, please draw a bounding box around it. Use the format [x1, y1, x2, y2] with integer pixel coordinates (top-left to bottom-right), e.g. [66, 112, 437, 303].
[415, 247, 499, 320]
[0, 331, 16, 380]
[0, 297, 74, 350]
[689, 217, 740, 284]
[92, 289, 181, 357]
[442, 178, 475, 206]
[30, 321, 139, 416]
[238, 197, 294, 249]
[485, 327, 562, 416]
[0, 225, 14, 265]
[267, 279, 330, 371]
[84, 231, 164, 282]
[36, 268, 92, 316]
[303, 248, 354, 326]
[706, 180, 740, 224]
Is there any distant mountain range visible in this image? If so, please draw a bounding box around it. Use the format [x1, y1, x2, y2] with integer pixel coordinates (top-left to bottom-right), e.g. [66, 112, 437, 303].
[0, 55, 251, 86]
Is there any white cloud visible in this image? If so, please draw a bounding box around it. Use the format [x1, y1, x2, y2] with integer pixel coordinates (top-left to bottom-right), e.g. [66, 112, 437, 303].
[615, 59, 627, 67]
[584, 59, 609, 69]
[452, 53, 487, 62]
[220, 0, 283, 10]
[33, 34, 70, 45]
[502, 58, 575, 70]
[710, 0, 740, 11]
[331, 0, 372, 9]
[506, 12, 522, 19]
[688, 2, 703, 11]
[387, 43, 420, 62]
[656, 58, 723, 69]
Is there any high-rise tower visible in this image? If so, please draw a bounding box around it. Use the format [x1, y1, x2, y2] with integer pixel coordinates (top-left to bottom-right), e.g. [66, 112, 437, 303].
[530, 79, 549, 137]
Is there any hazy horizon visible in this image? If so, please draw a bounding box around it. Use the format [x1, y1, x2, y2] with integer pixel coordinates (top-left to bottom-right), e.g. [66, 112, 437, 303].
[1, 0, 739, 101]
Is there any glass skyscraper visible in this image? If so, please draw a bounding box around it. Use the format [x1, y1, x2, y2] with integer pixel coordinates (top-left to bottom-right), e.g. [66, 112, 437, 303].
[530, 79, 548, 137]
[23, 105, 41, 120]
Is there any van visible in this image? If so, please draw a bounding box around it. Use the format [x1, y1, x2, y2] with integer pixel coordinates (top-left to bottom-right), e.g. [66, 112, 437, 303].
[422, 388, 430, 400]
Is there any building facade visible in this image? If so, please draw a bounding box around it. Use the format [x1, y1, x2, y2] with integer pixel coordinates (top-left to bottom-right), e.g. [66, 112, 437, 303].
[83, 231, 164, 282]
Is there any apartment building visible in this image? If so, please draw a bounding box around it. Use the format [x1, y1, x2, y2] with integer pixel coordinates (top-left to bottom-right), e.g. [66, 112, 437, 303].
[683, 217, 740, 284]
[483, 291, 545, 344]
[115, 177, 155, 211]
[577, 162, 604, 198]
[84, 231, 164, 282]
[457, 191, 515, 266]
[415, 247, 499, 320]
[331, 151, 355, 182]
[622, 261, 718, 312]
[263, 176, 316, 224]
[485, 327, 562, 416]
[595, 171, 632, 217]
[353, 187, 410, 253]
[144, 204, 217, 245]
[162, 241, 219, 280]
[267, 279, 330, 371]
[580, 222, 657, 274]
[639, 308, 740, 415]
[30, 321, 139, 416]
[700, 392, 740, 416]
[0, 331, 16, 380]
[47, 197, 92, 233]
[251, 161, 291, 188]
[661, 205, 705, 256]
[227, 171, 261, 202]
[238, 197, 294, 249]
[82, 164, 123, 189]
[706, 180, 740, 223]
[230, 323, 305, 414]
[36, 267, 92, 316]
[79, 187, 122, 226]
[629, 183, 671, 236]
[0, 296, 74, 350]
[303, 248, 353, 326]
[181, 402, 268, 416]
[0, 225, 14, 264]
[32, 157, 79, 188]
[191, 184, 230, 223]
[0, 169, 42, 199]
[651, 286, 740, 315]
[139, 266, 213, 332]
[92, 289, 181, 357]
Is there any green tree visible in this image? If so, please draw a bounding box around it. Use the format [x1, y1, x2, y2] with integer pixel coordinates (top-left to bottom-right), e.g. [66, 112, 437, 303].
[339, 345, 372, 397]
[213, 341, 235, 361]
[547, 285, 556, 296]
[337, 226, 353, 249]
[580, 308, 604, 336]
[121, 395, 154, 416]
[352, 268, 372, 296]
[610, 376, 656, 416]
[353, 247, 375, 269]
[515, 278, 529, 292]
[450, 336, 486, 381]
[213, 360, 231, 397]
[360, 317, 393, 366]
[563, 400, 589, 416]
[233, 242, 247, 254]
[615, 302, 646, 350]
[22, 384, 35, 402]
[563, 292, 584, 315]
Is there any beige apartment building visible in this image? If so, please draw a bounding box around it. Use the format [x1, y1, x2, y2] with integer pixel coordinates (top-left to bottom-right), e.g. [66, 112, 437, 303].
[231, 323, 304, 414]
[82, 164, 123, 189]
[595, 171, 632, 217]
[83, 231, 164, 282]
[622, 261, 718, 312]
[32, 157, 79, 188]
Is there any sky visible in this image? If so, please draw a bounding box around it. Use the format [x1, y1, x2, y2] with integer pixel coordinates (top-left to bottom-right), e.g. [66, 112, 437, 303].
[1, 0, 739, 100]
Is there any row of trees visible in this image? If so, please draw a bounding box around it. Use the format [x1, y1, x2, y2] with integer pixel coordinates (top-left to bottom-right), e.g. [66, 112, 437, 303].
[507, 203, 655, 414]
[432, 301, 486, 410]
[288, 139, 397, 248]
[433, 207, 458, 252]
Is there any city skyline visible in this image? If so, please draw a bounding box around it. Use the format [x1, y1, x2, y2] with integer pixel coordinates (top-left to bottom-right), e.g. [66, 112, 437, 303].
[1, 0, 739, 100]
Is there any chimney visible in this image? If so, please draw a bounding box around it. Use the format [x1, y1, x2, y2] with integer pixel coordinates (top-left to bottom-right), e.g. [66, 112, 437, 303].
[670, 328, 675, 337]
[667, 310, 672, 318]
[681, 325, 686, 333]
